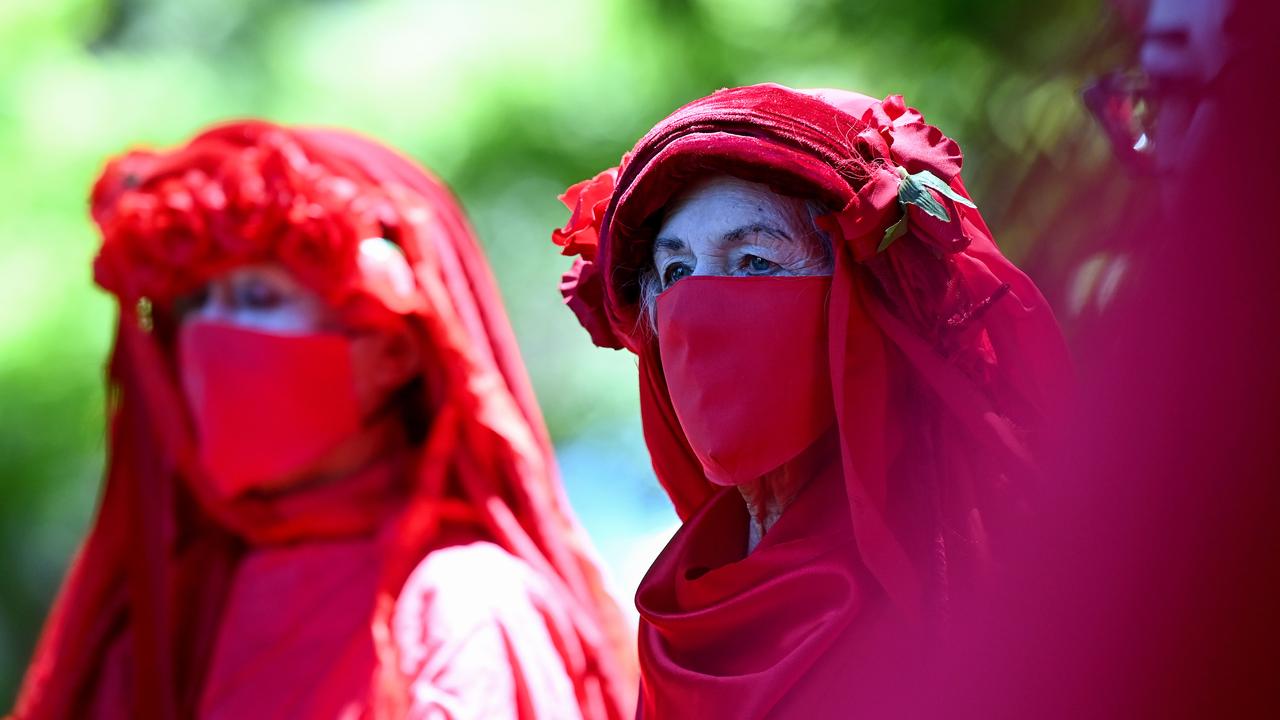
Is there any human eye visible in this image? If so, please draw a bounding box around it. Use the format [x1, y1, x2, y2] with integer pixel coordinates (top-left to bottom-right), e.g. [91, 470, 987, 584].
[235, 277, 286, 310]
[662, 262, 693, 288]
[742, 254, 780, 275]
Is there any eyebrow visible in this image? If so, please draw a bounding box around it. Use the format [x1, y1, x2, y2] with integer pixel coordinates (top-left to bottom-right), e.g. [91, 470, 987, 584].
[653, 223, 794, 254]
[653, 236, 686, 253]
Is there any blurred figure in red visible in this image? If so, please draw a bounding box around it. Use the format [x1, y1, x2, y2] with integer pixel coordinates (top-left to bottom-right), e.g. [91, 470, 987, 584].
[9, 122, 634, 720]
[940, 1, 1280, 717]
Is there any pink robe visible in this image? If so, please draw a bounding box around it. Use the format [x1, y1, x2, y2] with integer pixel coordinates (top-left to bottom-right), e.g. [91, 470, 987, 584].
[87, 539, 584, 720]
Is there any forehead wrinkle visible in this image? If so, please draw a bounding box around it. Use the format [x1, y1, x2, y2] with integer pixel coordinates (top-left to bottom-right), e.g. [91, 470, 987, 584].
[721, 223, 794, 246]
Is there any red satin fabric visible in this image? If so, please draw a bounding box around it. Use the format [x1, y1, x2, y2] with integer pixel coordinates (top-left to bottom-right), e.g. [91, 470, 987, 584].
[555, 84, 1070, 714]
[178, 322, 363, 498]
[656, 276, 835, 485]
[80, 473, 595, 719]
[13, 123, 634, 719]
[636, 462, 917, 719]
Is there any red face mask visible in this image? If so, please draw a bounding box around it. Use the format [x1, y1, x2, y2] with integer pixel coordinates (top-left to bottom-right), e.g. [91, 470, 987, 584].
[178, 321, 363, 498]
[656, 275, 835, 486]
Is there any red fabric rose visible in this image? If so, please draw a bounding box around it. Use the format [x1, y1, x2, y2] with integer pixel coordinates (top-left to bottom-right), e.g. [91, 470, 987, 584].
[159, 172, 224, 266]
[213, 145, 292, 259]
[276, 167, 372, 301]
[93, 169, 225, 302]
[819, 95, 975, 261]
[560, 257, 622, 349]
[91, 126, 397, 307]
[91, 150, 161, 226]
[552, 157, 629, 348]
[860, 95, 963, 180]
[552, 164, 621, 261]
[94, 193, 162, 300]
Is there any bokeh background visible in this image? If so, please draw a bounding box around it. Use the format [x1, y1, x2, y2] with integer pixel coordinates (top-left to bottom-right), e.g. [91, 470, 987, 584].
[0, 0, 1138, 705]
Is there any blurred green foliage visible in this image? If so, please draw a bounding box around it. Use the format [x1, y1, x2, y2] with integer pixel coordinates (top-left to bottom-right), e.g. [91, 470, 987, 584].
[0, 0, 1133, 705]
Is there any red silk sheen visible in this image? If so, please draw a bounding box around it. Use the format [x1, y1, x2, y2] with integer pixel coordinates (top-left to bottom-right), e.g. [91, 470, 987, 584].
[552, 83, 1070, 712]
[14, 123, 634, 720]
[179, 322, 362, 498]
[655, 275, 835, 486]
[636, 463, 917, 718]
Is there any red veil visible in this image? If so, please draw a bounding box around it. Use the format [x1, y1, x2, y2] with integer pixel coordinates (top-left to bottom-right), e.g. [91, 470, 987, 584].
[554, 84, 1070, 642]
[12, 122, 634, 719]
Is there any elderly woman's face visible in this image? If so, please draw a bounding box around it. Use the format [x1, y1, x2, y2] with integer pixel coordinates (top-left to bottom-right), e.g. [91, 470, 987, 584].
[652, 175, 832, 290]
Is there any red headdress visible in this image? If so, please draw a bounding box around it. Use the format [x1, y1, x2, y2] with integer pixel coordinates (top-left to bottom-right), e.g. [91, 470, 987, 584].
[14, 121, 634, 719]
[553, 84, 1071, 620]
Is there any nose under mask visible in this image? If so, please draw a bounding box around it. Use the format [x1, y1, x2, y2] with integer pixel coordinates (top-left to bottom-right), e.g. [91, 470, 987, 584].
[656, 275, 835, 486]
[178, 321, 364, 498]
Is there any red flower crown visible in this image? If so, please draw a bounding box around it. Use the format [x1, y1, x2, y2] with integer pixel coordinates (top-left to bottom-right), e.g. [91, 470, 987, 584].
[92, 126, 400, 308]
[551, 95, 980, 350]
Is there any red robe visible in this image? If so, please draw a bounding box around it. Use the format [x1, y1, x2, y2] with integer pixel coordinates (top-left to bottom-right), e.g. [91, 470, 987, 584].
[85, 535, 586, 719]
[13, 121, 634, 720]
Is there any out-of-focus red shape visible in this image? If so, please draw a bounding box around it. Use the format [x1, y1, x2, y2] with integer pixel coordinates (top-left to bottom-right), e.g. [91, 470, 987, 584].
[11, 124, 637, 720]
[929, 1, 1280, 716]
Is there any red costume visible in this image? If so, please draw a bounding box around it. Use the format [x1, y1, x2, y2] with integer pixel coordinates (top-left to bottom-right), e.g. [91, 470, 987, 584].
[11, 122, 634, 719]
[552, 85, 1070, 717]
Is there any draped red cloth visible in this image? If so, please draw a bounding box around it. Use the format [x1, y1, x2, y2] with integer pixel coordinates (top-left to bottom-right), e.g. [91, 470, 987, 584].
[636, 460, 921, 718]
[921, 4, 1280, 716]
[12, 122, 634, 720]
[552, 84, 1070, 716]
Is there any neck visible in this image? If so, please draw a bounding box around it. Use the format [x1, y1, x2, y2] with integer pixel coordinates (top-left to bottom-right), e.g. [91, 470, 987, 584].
[739, 474, 803, 554]
[738, 427, 838, 554]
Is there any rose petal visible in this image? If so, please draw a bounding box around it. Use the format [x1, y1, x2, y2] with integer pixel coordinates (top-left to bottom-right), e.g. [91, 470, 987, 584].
[560, 257, 623, 349]
[886, 122, 963, 180]
[552, 165, 620, 261]
[862, 94, 924, 130]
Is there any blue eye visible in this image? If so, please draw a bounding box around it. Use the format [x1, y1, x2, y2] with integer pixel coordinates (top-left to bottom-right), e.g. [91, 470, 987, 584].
[237, 280, 284, 310]
[746, 255, 777, 274]
[663, 263, 692, 288]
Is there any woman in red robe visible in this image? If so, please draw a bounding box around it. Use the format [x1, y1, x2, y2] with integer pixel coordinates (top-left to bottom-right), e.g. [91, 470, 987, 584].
[10, 121, 634, 719]
[550, 84, 1071, 717]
